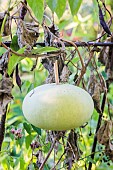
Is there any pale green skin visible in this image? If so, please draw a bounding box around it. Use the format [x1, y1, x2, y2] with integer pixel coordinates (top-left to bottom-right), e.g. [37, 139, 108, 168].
[22, 84, 94, 131]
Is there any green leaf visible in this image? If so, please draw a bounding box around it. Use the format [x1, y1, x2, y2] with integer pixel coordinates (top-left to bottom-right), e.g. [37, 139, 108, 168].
[0, 47, 6, 56]
[7, 47, 25, 76]
[26, 0, 44, 23]
[20, 156, 25, 170]
[68, 0, 82, 15]
[31, 125, 41, 136]
[32, 47, 59, 54]
[23, 122, 31, 134]
[47, 0, 58, 12]
[10, 35, 19, 51]
[55, 0, 66, 18]
[25, 135, 32, 149]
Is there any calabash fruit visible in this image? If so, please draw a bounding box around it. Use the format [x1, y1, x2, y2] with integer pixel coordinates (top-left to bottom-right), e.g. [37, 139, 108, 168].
[22, 83, 94, 131]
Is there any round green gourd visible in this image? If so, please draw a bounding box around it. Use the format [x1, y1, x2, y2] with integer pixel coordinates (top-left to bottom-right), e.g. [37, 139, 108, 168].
[22, 83, 94, 131]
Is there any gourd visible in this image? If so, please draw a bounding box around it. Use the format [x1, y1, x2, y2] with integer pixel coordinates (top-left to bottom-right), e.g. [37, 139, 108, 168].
[22, 83, 94, 131]
[22, 61, 94, 131]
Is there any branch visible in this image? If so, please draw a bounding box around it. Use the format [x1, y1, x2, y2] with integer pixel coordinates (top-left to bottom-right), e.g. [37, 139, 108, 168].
[1, 42, 62, 58]
[39, 137, 56, 170]
[2, 41, 113, 48]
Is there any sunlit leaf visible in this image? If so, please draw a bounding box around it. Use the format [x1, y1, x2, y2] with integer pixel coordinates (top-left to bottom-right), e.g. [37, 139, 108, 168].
[8, 47, 25, 76]
[32, 47, 59, 54]
[23, 122, 31, 134]
[26, 0, 44, 23]
[55, 0, 66, 18]
[25, 135, 33, 149]
[0, 47, 6, 56]
[10, 35, 19, 51]
[31, 125, 41, 135]
[68, 0, 82, 15]
[47, 0, 58, 12]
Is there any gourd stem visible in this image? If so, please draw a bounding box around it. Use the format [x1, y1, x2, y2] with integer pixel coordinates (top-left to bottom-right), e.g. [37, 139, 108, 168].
[54, 60, 59, 85]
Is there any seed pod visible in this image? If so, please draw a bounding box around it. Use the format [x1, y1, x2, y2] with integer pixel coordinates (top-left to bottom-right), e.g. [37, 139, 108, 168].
[98, 4, 111, 36]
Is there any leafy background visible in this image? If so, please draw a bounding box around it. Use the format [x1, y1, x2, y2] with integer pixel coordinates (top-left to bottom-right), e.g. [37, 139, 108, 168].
[0, 0, 113, 169]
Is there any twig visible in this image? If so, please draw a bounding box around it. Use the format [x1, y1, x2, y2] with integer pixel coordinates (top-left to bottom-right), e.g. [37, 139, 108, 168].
[51, 152, 65, 170]
[1, 42, 62, 58]
[62, 39, 84, 68]
[39, 137, 57, 170]
[21, 1, 39, 24]
[61, 39, 86, 86]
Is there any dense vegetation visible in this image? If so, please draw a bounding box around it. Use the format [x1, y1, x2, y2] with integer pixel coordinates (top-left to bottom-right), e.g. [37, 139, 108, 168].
[0, 0, 113, 169]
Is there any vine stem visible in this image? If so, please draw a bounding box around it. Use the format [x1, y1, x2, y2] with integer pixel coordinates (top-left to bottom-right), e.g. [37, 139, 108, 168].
[88, 87, 108, 170]
[1, 42, 61, 58]
[0, 111, 7, 151]
[39, 137, 57, 170]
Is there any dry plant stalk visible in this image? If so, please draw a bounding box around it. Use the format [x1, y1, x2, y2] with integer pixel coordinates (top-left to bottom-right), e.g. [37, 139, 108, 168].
[54, 60, 59, 85]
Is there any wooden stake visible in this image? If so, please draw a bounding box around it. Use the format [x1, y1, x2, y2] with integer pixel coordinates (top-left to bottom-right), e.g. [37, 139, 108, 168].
[54, 60, 59, 85]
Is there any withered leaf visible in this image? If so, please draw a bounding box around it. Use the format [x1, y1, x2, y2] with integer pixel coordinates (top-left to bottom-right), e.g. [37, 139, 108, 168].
[44, 24, 60, 47]
[65, 131, 82, 170]
[17, 19, 39, 54]
[98, 45, 109, 65]
[60, 65, 71, 83]
[97, 120, 113, 145]
[0, 77, 13, 115]
[98, 37, 113, 81]
[35, 150, 44, 168]
[105, 140, 113, 162]
[92, 83, 102, 113]
[88, 73, 102, 113]
[0, 77, 13, 95]
[42, 23, 65, 84]
[0, 50, 9, 74]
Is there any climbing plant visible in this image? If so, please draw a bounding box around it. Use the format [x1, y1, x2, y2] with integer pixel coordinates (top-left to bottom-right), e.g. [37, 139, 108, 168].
[0, 0, 113, 169]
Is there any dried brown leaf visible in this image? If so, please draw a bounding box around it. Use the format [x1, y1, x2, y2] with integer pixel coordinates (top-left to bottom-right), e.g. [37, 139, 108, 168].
[88, 72, 97, 95]
[92, 83, 102, 113]
[0, 50, 9, 73]
[98, 46, 109, 65]
[36, 150, 44, 168]
[0, 77, 13, 95]
[97, 120, 113, 145]
[65, 131, 82, 170]
[44, 24, 60, 47]
[60, 65, 71, 83]
[42, 24, 65, 84]
[88, 73, 102, 113]
[0, 77, 13, 115]
[98, 37, 113, 81]
[17, 19, 39, 54]
[105, 141, 113, 162]
[98, 37, 111, 65]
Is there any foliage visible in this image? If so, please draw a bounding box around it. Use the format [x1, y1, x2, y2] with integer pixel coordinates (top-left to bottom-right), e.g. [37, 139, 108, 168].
[0, 0, 113, 170]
